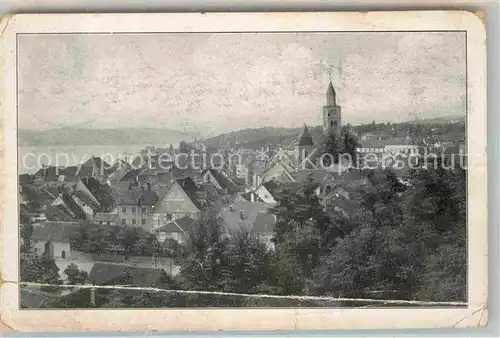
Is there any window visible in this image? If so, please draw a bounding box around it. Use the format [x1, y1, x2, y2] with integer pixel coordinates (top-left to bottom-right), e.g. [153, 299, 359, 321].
[142, 218, 147, 225]
[132, 219, 136, 225]
[122, 207, 126, 213]
[122, 218, 126, 225]
[141, 207, 146, 213]
[132, 207, 136, 213]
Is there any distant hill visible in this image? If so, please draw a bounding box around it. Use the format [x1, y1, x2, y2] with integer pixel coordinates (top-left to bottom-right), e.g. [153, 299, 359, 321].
[408, 114, 466, 125]
[19, 127, 199, 147]
[202, 126, 325, 151]
[202, 115, 465, 151]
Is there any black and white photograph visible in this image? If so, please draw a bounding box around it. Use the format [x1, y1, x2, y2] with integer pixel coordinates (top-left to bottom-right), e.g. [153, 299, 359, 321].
[0, 12, 487, 331]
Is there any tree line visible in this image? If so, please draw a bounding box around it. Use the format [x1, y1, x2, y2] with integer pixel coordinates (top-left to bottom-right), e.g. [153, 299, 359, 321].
[45, 162, 466, 308]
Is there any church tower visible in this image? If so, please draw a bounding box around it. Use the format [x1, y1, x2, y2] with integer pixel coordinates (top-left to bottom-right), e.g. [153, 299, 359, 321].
[322, 82, 342, 134]
[294, 124, 316, 168]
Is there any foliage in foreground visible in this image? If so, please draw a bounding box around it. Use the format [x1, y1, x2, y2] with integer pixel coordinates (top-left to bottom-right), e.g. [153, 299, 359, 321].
[21, 159, 467, 307]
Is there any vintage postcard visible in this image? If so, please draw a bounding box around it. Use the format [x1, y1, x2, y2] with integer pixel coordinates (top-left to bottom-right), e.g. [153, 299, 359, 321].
[0, 11, 487, 331]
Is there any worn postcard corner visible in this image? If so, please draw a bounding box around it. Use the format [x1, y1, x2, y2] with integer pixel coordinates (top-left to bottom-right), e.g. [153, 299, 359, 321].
[0, 11, 488, 332]
[0, 14, 14, 38]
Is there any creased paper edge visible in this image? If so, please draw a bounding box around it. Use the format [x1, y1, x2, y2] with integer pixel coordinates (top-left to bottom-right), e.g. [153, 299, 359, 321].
[0, 13, 17, 333]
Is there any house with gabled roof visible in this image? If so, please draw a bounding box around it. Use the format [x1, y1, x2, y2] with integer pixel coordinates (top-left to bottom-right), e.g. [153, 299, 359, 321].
[256, 125, 321, 186]
[155, 215, 197, 244]
[44, 205, 76, 222]
[31, 221, 82, 261]
[221, 200, 276, 250]
[107, 159, 132, 184]
[259, 159, 296, 185]
[149, 177, 207, 231]
[198, 167, 242, 196]
[117, 184, 158, 228]
[253, 180, 280, 205]
[71, 191, 101, 219]
[33, 160, 108, 185]
[81, 156, 111, 182]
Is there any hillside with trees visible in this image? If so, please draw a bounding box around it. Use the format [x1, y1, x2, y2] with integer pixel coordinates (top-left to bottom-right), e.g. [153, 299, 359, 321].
[201, 116, 465, 151]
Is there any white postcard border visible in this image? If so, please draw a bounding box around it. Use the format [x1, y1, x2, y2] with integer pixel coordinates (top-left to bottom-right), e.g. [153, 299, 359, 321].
[0, 11, 487, 332]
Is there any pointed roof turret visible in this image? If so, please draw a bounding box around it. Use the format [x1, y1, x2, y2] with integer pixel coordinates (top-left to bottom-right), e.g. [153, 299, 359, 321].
[298, 124, 315, 147]
[326, 81, 336, 106]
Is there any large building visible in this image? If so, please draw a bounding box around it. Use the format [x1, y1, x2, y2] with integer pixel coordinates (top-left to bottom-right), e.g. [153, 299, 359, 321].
[322, 82, 342, 135]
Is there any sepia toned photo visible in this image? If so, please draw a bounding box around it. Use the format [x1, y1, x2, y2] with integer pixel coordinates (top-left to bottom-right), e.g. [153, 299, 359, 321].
[0, 12, 487, 331]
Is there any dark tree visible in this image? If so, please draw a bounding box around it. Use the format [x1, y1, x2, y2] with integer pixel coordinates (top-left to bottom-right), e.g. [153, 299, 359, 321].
[179, 214, 231, 291]
[64, 263, 88, 285]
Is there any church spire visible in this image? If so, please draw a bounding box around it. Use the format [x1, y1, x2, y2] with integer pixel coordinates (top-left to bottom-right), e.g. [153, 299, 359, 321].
[326, 81, 336, 106]
[322, 82, 341, 135]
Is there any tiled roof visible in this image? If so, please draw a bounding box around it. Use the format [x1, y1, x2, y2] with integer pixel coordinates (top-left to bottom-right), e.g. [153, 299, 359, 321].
[261, 180, 281, 197]
[176, 177, 206, 211]
[31, 221, 81, 242]
[201, 168, 241, 194]
[156, 216, 197, 233]
[290, 169, 329, 184]
[61, 193, 86, 219]
[87, 262, 165, 287]
[222, 201, 270, 233]
[43, 187, 61, 199]
[34, 166, 94, 180]
[242, 192, 265, 203]
[199, 183, 223, 204]
[74, 191, 100, 210]
[139, 190, 159, 206]
[34, 166, 61, 180]
[44, 205, 76, 222]
[118, 190, 140, 205]
[119, 169, 141, 183]
[82, 156, 110, 171]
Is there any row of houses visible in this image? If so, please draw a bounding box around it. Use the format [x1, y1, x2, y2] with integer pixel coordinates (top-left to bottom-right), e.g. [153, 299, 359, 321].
[20, 125, 376, 239]
[22, 125, 440, 288]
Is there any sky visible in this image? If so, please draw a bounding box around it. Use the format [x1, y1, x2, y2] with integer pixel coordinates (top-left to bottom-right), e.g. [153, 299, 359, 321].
[18, 32, 466, 136]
